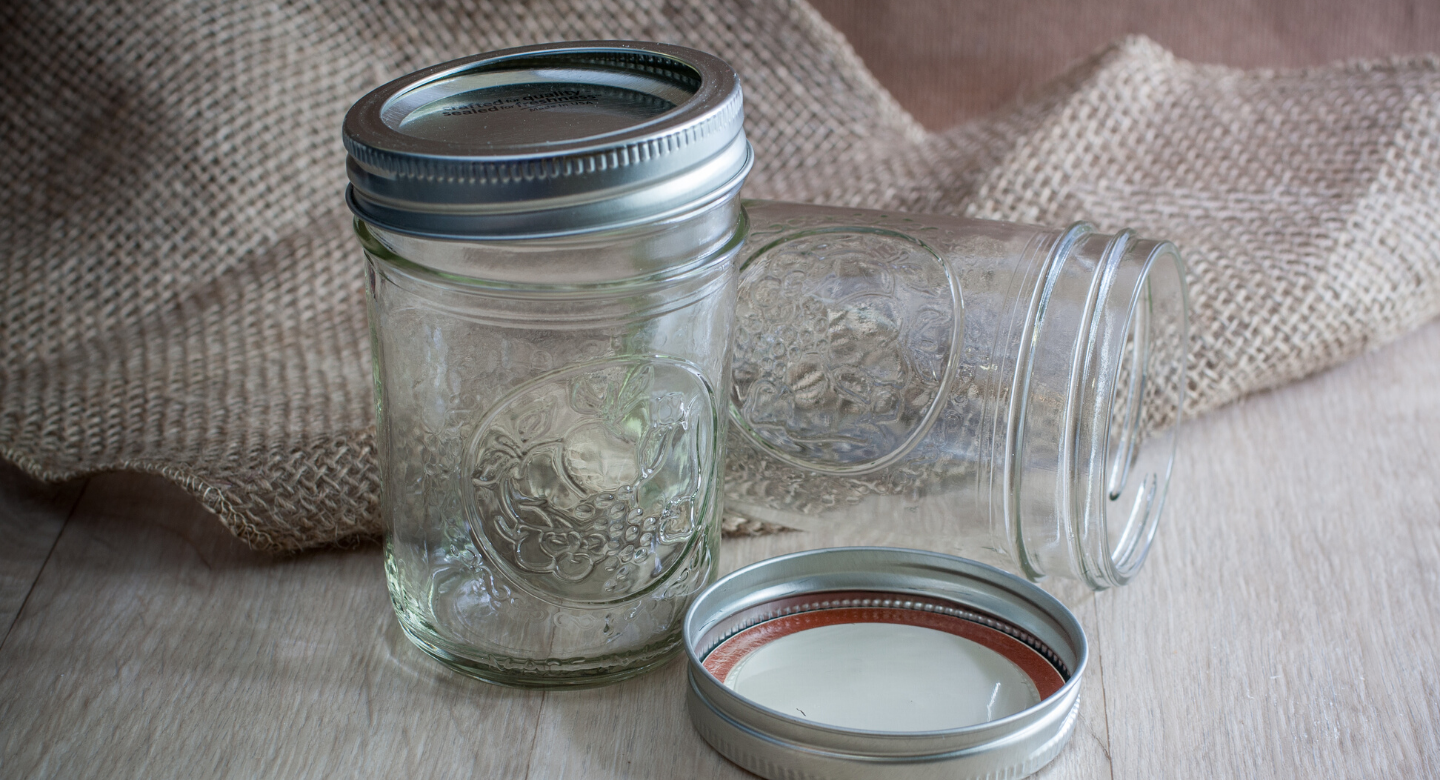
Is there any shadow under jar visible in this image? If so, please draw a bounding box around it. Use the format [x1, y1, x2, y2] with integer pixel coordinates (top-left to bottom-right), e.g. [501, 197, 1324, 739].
[345, 42, 751, 687]
[725, 202, 1189, 590]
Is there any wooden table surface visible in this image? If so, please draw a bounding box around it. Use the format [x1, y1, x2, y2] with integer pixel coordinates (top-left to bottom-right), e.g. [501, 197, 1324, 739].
[1, 315, 1437, 778]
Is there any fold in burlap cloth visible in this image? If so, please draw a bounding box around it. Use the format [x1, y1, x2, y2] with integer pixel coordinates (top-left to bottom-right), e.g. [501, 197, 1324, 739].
[3, 1, 1438, 552]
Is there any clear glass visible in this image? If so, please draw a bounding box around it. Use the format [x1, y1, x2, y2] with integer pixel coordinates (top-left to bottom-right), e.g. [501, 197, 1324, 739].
[725, 201, 1188, 590]
[360, 193, 744, 688]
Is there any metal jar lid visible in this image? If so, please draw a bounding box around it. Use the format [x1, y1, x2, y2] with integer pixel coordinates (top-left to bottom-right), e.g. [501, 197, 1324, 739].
[683, 548, 1087, 780]
[343, 41, 752, 239]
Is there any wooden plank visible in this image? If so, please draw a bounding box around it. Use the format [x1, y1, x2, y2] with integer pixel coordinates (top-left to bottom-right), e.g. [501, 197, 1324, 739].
[1041, 597, 1118, 780]
[516, 659, 748, 780]
[0, 472, 544, 779]
[0, 462, 84, 644]
[1099, 319, 1440, 778]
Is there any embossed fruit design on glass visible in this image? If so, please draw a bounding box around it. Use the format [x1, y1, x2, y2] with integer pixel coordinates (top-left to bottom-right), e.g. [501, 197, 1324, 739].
[344, 42, 750, 686]
[467, 358, 717, 603]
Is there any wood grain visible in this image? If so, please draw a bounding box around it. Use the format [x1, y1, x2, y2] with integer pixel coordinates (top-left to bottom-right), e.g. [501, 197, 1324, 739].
[0, 473, 543, 779]
[0, 463, 84, 644]
[1099, 319, 1440, 778]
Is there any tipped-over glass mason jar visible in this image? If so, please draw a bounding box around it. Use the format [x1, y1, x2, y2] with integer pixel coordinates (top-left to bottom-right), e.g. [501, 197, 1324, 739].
[724, 201, 1188, 590]
[345, 42, 751, 687]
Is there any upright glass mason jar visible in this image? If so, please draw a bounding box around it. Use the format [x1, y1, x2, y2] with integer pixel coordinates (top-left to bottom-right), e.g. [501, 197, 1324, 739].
[724, 202, 1188, 590]
[344, 42, 751, 687]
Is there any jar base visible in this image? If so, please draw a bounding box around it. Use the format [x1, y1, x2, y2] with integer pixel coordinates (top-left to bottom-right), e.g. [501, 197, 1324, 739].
[395, 616, 684, 689]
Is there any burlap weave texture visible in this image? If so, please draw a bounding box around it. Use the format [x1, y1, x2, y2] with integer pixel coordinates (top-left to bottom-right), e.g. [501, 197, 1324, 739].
[2, 1, 1437, 552]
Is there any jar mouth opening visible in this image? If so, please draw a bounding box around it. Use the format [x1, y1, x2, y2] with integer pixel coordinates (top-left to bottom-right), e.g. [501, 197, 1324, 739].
[1086, 238, 1188, 587]
[376, 49, 702, 149]
[1009, 226, 1188, 590]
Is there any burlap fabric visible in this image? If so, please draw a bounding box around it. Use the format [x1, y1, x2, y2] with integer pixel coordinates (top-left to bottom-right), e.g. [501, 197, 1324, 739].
[3, 1, 1438, 552]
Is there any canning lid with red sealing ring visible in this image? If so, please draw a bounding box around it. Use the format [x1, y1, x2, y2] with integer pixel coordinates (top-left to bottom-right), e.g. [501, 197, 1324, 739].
[683, 547, 1088, 780]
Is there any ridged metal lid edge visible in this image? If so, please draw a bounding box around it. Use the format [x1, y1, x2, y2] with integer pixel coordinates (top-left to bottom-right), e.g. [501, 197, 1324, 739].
[343, 40, 751, 239]
[682, 547, 1088, 780]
